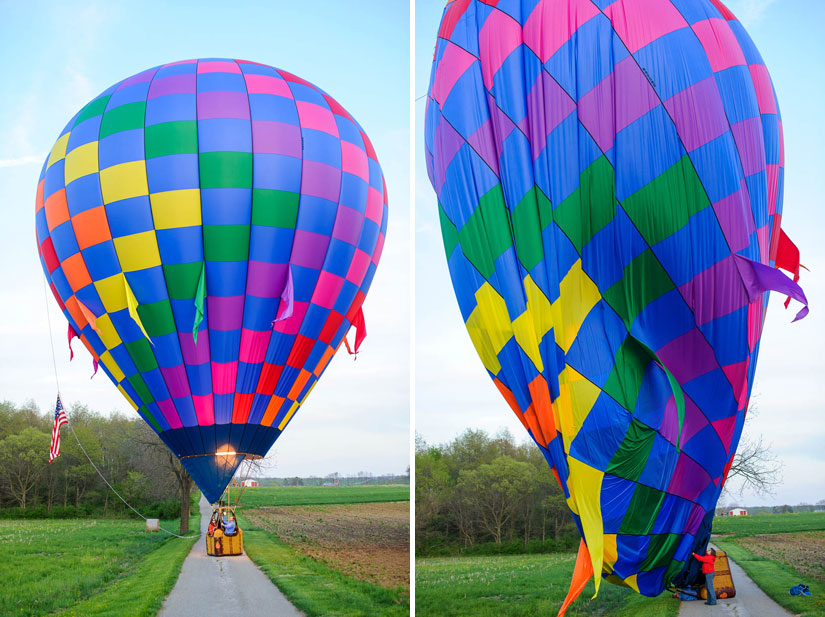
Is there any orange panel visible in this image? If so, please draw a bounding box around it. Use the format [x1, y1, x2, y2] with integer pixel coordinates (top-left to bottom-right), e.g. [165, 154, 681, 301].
[493, 377, 530, 432]
[64, 296, 85, 330]
[72, 205, 112, 250]
[312, 345, 335, 377]
[288, 369, 311, 400]
[44, 189, 70, 231]
[261, 395, 285, 427]
[35, 179, 45, 212]
[523, 404, 549, 447]
[528, 376, 557, 441]
[61, 252, 93, 292]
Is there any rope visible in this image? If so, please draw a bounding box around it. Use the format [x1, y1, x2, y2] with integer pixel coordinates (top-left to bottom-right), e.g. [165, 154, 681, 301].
[41, 277, 198, 539]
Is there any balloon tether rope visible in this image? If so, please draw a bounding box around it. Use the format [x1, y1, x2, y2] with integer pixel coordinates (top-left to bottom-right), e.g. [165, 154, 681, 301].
[42, 277, 198, 539]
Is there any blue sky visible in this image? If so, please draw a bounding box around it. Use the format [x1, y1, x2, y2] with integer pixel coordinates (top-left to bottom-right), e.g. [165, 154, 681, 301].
[0, 1, 410, 477]
[414, 0, 825, 506]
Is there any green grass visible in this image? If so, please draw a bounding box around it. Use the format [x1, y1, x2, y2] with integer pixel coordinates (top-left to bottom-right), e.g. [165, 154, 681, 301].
[3, 508, 198, 617]
[236, 511, 409, 617]
[230, 484, 410, 507]
[713, 512, 825, 536]
[415, 554, 678, 617]
[715, 538, 825, 617]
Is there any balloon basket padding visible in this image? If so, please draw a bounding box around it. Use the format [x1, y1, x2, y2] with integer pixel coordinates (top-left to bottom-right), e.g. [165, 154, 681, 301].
[206, 505, 243, 556]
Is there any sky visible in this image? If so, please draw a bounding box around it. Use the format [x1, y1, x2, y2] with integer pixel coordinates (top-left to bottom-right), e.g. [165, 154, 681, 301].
[0, 1, 410, 478]
[414, 0, 825, 507]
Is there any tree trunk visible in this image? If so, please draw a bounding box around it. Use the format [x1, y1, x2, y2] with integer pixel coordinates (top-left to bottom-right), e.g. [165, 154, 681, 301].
[179, 473, 192, 535]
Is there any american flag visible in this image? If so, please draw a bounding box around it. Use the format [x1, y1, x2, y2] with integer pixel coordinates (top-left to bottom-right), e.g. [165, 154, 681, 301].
[49, 395, 68, 463]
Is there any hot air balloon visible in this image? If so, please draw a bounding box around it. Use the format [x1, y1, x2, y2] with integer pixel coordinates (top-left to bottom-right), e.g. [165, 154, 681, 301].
[425, 0, 806, 610]
[36, 58, 388, 504]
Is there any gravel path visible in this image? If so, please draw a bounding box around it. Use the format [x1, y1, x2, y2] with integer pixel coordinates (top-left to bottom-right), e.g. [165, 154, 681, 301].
[158, 494, 303, 617]
[678, 543, 793, 617]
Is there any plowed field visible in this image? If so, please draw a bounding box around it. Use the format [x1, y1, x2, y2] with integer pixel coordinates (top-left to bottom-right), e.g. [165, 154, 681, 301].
[735, 530, 825, 583]
[246, 501, 409, 589]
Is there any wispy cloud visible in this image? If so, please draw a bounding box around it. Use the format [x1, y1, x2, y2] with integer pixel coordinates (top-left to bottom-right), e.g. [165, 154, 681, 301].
[726, 0, 779, 26]
[0, 155, 44, 168]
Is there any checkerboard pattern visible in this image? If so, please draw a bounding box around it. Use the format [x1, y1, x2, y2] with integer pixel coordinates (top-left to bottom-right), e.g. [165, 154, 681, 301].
[426, 0, 797, 597]
[36, 59, 388, 503]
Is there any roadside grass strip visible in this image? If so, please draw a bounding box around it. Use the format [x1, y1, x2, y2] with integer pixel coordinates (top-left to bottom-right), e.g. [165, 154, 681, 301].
[3, 510, 198, 617]
[238, 512, 409, 617]
[715, 539, 825, 617]
[232, 485, 410, 508]
[415, 554, 678, 617]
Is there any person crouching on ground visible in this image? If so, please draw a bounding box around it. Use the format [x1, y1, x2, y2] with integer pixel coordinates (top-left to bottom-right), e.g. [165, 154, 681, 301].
[693, 548, 718, 605]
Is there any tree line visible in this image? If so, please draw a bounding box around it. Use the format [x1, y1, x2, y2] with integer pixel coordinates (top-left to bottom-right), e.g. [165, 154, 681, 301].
[415, 428, 577, 556]
[0, 400, 193, 529]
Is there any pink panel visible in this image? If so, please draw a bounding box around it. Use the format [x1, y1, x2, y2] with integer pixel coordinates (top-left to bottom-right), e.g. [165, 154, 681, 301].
[346, 248, 371, 286]
[198, 60, 241, 74]
[431, 41, 477, 105]
[749, 64, 777, 115]
[523, 0, 600, 63]
[272, 301, 309, 334]
[244, 74, 293, 97]
[341, 140, 369, 181]
[239, 329, 271, 364]
[692, 18, 746, 72]
[296, 101, 339, 136]
[193, 393, 215, 425]
[605, 0, 688, 53]
[212, 361, 238, 395]
[372, 231, 385, 266]
[312, 271, 346, 309]
[478, 8, 522, 90]
[365, 186, 383, 223]
[712, 415, 738, 454]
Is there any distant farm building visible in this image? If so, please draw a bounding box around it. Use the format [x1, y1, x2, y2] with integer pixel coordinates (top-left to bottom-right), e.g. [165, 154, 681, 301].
[241, 479, 259, 488]
[728, 508, 747, 516]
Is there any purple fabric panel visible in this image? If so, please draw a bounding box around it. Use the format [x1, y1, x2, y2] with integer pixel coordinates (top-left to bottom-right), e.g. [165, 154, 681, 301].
[685, 503, 707, 536]
[246, 261, 287, 299]
[488, 92, 518, 160]
[735, 255, 809, 321]
[659, 397, 681, 445]
[527, 70, 575, 160]
[148, 74, 197, 98]
[657, 328, 718, 384]
[197, 91, 251, 120]
[206, 295, 244, 331]
[291, 230, 329, 270]
[670, 397, 706, 447]
[179, 331, 211, 364]
[664, 76, 729, 152]
[577, 56, 658, 153]
[251, 121, 302, 157]
[433, 117, 469, 194]
[679, 256, 749, 326]
[331, 205, 364, 245]
[275, 267, 294, 322]
[730, 116, 766, 177]
[160, 364, 190, 398]
[467, 119, 501, 176]
[712, 182, 754, 253]
[668, 453, 712, 502]
[120, 68, 156, 87]
[301, 161, 341, 202]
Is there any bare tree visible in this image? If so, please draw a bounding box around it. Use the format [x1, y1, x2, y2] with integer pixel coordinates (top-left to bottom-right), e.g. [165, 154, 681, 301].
[724, 434, 782, 496]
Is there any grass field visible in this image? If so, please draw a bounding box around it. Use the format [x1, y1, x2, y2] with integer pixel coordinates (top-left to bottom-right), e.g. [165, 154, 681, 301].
[3, 510, 198, 617]
[713, 512, 825, 536]
[237, 507, 410, 617]
[228, 484, 410, 507]
[416, 554, 677, 617]
[715, 536, 825, 617]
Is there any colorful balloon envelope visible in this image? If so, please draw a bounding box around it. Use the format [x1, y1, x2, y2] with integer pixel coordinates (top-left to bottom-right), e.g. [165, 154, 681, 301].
[425, 0, 805, 605]
[36, 59, 388, 503]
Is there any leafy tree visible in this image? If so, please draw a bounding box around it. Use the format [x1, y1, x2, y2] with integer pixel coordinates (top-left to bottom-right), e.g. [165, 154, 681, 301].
[0, 427, 51, 508]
